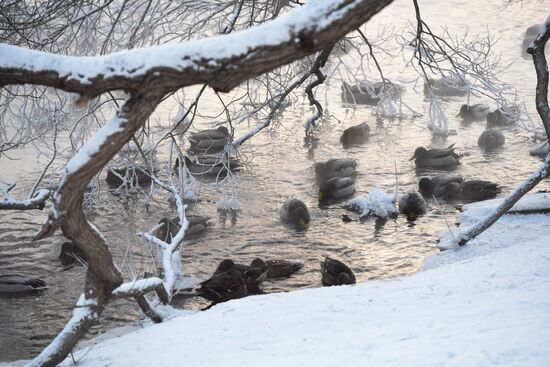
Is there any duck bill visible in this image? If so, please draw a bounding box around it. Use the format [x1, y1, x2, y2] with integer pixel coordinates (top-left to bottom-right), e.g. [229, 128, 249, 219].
[298, 218, 305, 227]
[408, 154, 416, 161]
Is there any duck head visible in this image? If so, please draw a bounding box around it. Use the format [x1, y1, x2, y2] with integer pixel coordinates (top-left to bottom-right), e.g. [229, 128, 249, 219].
[216, 259, 235, 273]
[250, 258, 266, 269]
[418, 177, 434, 195]
[409, 147, 427, 161]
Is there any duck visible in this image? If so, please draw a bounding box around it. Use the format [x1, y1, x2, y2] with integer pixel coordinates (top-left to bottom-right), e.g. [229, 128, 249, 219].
[423, 77, 467, 97]
[438, 180, 501, 202]
[340, 122, 370, 147]
[211, 259, 268, 294]
[0, 274, 47, 294]
[409, 144, 462, 168]
[341, 81, 404, 105]
[319, 177, 356, 201]
[320, 257, 356, 286]
[458, 104, 491, 122]
[418, 175, 464, 198]
[154, 216, 210, 242]
[58, 242, 87, 266]
[478, 128, 505, 149]
[280, 198, 311, 227]
[529, 141, 549, 158]
[250, 258, 303, 279]
[486, 107, 518, 127]
[314, 158, 357, 181]
[105, 165, 154, 187]
[175, 155, 241, 177]
[398, 191, 427, 220]
[188, 126, 230, 154]
[195, 269, 248, 303]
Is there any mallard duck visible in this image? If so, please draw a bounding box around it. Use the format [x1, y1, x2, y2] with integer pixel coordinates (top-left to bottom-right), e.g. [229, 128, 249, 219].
[280, 198, 310, 227]
[319, 177, 355, 201]
[175, 155, 241, 177]
[105, 165, 154, 187]
[486, 108, 518, 127]
[188, 126, 229, 154]
[409, 145, 462, 168]
[320, 257, 356, 286]
[398, 191, 427, 220]
[0, 274, 47, 294]
[196, 269, 248, 303]
[423, 78, 467, 97]
[439, 180, 501, 202]
[314, 158, 357, 181]
[211, 259, 268, 294]
[418, 175, 464, 198]
[340, 122, 370, 147]
[250, 258, 303, 279]
[59, 242, 87, 266]
[478, 128, 505, 149]
[458, 104, 491, 122]
[341, 81, 404, 105]
[154, 216, 210, 242]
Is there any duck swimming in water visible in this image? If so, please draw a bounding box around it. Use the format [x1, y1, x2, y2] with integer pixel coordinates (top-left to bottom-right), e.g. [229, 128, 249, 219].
[423, 78, 467, 97]
[0, 274, 47, 294]
[321, 257, 356, 286]
[486, 108, 518, 128]
[439, 180, 501, 202]
[409, 145, 462, 168]
[318, 177, 356, 201]
[314, 158, 357, 181]
[188, 126, 230, 154]
[280, 198, 311, 227]
[478, 128, 505, 150]
[211, 259, 268, 294]
[458, 104, 491, 122]
[340, 122, 370, 147]
[398, 191, 427, 220]
[154, 216, 210, 243]
[250, 258, 303, 279]
[418, 175, 464, 198]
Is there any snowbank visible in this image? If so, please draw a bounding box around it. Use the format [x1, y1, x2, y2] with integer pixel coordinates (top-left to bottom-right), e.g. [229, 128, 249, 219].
[10, 195, 550, 366]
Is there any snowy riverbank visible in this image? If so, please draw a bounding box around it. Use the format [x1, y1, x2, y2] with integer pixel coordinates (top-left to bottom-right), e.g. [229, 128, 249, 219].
[9, 194, 550, 366]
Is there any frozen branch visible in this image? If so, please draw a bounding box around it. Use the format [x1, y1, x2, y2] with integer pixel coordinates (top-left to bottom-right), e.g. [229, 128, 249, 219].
[0, 183, 49, 210]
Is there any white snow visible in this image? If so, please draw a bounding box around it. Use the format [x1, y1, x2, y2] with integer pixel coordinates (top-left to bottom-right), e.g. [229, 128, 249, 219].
[18, 194, 544, 367]
[347, 186, 397, 218]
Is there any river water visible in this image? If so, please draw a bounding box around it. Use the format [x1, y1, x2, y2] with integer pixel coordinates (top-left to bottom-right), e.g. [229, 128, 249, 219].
[1, 0, 548, 362]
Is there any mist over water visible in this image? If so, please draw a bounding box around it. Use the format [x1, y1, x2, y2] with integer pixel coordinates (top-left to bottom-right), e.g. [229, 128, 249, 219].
[1, 0, 548, 361]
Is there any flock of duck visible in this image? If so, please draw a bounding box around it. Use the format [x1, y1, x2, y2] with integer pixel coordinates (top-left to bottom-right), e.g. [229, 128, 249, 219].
[1, 67, 539, 310]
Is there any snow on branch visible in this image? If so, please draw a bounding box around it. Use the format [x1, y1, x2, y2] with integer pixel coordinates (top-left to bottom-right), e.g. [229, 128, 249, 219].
[0, 0, 393, 96]
[0, 182, 49, 210]
[112, 277, 169, 304]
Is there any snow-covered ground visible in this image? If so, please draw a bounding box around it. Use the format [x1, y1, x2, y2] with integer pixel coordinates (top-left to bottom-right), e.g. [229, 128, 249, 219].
[8, 194, 550, 366]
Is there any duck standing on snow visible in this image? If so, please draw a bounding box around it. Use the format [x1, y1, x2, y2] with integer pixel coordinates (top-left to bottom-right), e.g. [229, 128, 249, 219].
[321, 257, 356, 286]
[0, 274, 47, 294]
[409, 145, 462, 168]
[188, 126, 230, 154]
[340, 122, 370, 147]
[398, 191, 427, 220]
[458, 104, 490, 122]
[250, 258, 303, 279]
[478, 128, 505, 149]
[280, 198, 311, 227]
